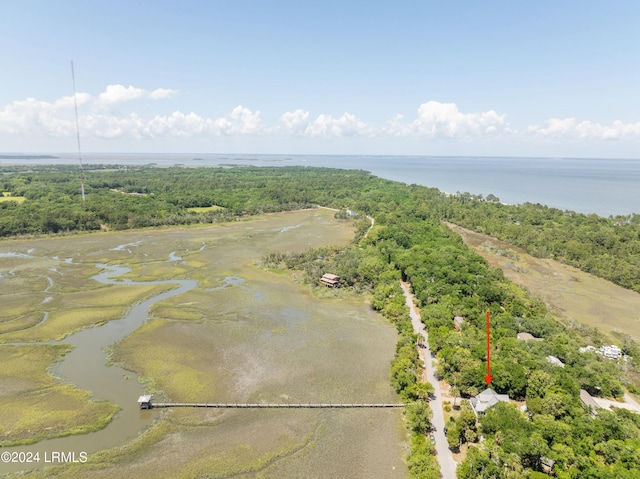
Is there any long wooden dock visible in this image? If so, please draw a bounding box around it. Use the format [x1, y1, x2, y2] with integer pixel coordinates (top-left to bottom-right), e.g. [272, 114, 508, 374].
[150, 402, 405, 409]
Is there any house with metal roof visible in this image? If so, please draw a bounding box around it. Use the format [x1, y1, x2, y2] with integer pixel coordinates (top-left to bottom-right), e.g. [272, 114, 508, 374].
[137, 394, 153, 409]
[469, 388, 510, 415]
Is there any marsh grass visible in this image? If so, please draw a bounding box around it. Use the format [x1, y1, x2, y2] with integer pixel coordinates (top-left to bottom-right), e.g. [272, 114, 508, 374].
[25, 422, 176, 478]
[0, 345, 118, 446]
[29, 414, 323, 479]
[0, 285, 174, 342]
[106, 267, 406, 476]
[0, 386, 119, 446]
[110, 319, 216, 401]
[0, 284, 50, 335]
[119, 264, 190, 282]
[1, 209, 407, 478]
[0, 312, 44, 334]
[149, 306, 204, 321]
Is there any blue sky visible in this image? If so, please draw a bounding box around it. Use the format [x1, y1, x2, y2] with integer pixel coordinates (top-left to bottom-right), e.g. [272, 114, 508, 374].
[1, 1, 639, 157]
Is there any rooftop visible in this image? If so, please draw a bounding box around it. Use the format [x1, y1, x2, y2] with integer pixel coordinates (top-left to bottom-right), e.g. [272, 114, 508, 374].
[517, 332, 543, 342]
[470, 387, 510, 414]
[546, 355, 565, 368]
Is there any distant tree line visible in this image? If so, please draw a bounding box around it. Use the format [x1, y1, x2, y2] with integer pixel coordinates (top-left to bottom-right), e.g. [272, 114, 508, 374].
[1, 164, 638, 293]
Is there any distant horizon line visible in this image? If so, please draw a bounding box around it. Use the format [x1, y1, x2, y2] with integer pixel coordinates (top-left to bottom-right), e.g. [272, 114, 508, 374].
[2, 152, 640, 161]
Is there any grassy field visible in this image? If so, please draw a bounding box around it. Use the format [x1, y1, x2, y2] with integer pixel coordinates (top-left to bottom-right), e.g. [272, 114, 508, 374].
[448, 223, 640, 343]
[186, 205, 225, 213]
[0, 192, 26, 203]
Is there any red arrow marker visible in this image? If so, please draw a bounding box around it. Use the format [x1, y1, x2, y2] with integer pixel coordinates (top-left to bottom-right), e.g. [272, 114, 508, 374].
[484, 310, 493, 386]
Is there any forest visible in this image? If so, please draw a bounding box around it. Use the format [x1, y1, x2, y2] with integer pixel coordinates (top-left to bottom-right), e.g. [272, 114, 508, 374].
[1, 164, 640, 478]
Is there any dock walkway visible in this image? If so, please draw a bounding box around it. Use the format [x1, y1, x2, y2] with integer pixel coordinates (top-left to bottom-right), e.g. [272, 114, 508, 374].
[151, 402, 405, 409]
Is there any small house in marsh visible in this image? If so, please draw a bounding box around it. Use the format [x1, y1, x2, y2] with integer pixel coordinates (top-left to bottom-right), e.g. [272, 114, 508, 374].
[137, 394, 153, 409]
[320, 273, 340, 288]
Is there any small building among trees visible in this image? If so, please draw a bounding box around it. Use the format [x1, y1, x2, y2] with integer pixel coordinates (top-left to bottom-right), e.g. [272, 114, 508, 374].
[546, 355, 565, 368]
[517, 332, 543, 342]
[320, 273, 340, 288]
[453, 316, 465, 331]
[579, 389, 600, 414]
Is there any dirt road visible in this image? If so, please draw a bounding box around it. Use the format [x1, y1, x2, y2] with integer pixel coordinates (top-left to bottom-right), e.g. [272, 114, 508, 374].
[401, 281, 457, 478]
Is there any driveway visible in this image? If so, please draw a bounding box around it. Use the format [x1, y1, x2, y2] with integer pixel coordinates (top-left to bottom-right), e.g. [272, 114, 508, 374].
[401, 281, 458, 479]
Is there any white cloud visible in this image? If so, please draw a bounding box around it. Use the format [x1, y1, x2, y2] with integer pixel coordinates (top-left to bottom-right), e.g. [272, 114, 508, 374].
[305, 112, 371, 137]
[279, 110, 371, 137]
[54, 93, 91, 109]
[97, 85, 146, 106]
[145, 107, 265, 138]
[224, 105, 264, 135]
[386, 101, 510, 139]
[2, 87, 640, 150]
[78, 106, 265, 140]
[96, 84, 178, 109]
[0, 97, 75, 136]
[529, 118, 640, 141]
[148, 88, 178, 100]
[85, 113, 150, 139]
[280, 109, 310, 134]
[148, 111, 213, 137]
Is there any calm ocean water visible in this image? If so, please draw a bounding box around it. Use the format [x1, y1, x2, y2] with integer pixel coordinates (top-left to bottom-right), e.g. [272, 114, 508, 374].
[4, 154, 639, 217]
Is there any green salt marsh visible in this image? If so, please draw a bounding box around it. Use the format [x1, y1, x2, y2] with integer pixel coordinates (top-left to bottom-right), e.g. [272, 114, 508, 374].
[1, 209, 408, 478]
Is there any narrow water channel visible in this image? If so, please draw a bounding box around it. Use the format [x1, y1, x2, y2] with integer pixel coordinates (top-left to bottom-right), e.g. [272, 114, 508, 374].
[2, 262, 197, 473]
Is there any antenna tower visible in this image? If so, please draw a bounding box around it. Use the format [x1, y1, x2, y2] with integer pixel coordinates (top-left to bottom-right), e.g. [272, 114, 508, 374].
[71, 61, 86, 209]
